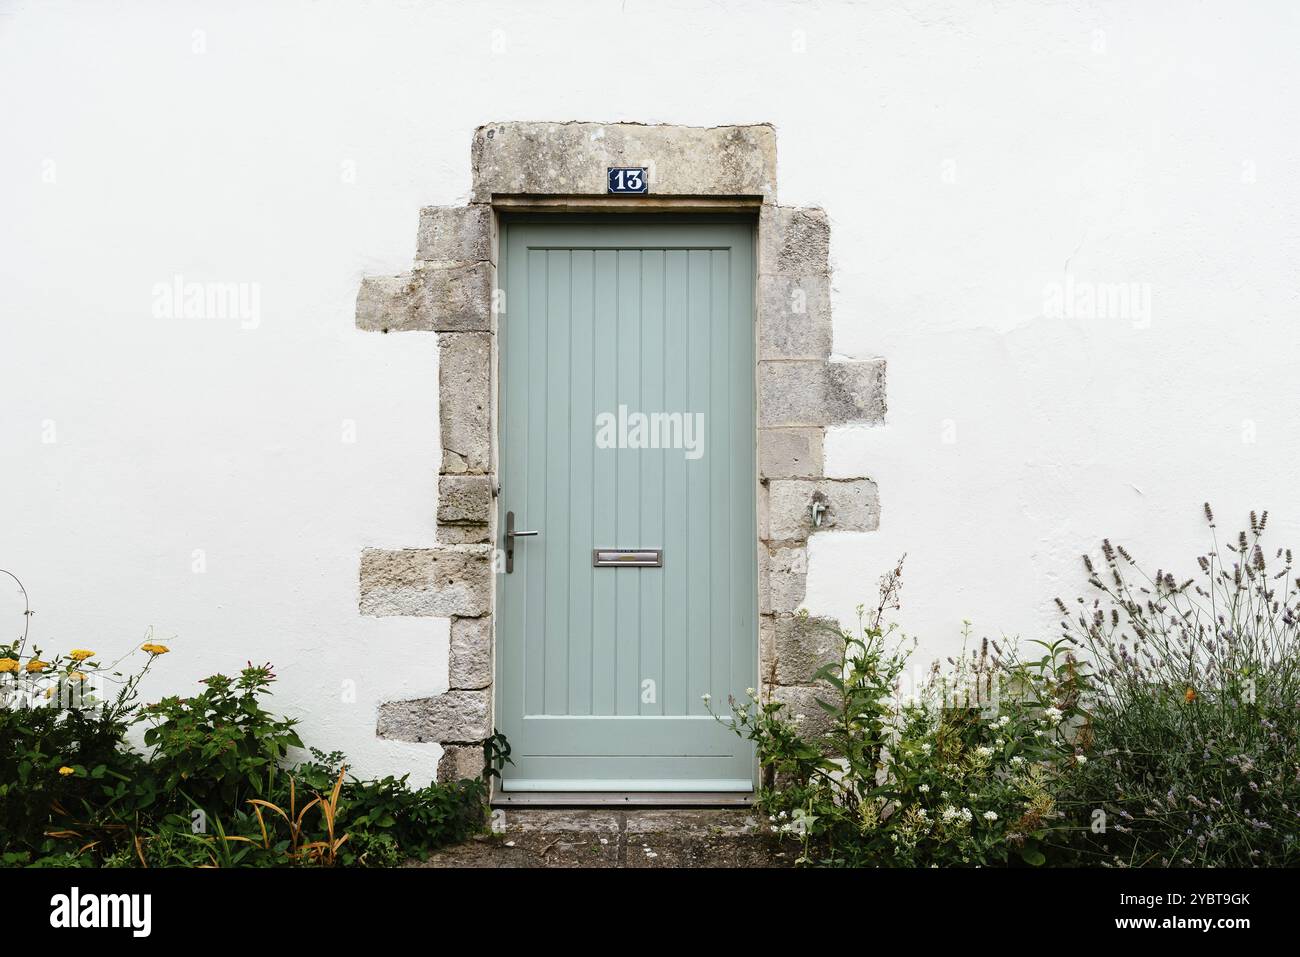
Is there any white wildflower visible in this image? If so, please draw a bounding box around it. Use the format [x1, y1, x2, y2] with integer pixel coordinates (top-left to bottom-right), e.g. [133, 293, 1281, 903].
[983, 810, 998, 822]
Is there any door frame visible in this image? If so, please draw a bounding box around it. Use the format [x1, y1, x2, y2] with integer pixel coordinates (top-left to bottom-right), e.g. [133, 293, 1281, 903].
[491, 204, 762, 802]
[356, 124, 880, 801]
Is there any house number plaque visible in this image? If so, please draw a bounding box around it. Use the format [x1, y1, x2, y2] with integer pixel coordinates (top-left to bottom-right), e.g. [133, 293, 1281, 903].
[607, 167, 648, 194]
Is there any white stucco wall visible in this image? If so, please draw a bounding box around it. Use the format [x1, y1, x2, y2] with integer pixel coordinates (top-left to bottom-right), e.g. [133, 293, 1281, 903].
[3, 0, 1298, 783]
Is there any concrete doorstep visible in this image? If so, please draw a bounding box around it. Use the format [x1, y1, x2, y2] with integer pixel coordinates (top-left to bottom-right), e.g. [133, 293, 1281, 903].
[409, 809, 795, 869]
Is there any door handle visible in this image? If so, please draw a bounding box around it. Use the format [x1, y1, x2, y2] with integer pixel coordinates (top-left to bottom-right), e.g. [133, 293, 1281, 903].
[504, 510, 539, 574]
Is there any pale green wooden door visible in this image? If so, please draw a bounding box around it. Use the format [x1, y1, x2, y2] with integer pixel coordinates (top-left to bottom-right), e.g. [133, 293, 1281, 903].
[497, 217, 757, 791]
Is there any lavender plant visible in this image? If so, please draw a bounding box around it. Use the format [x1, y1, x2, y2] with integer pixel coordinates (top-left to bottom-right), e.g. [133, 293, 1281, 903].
[1051, 505, 1300, 866]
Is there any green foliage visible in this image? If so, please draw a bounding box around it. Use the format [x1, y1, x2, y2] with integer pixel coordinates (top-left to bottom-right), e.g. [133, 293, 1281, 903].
[11, 503, 1300, 870]
[483, 729, 514, 782]
[1045, 506, 1300, 867]
[140, 663, 303, 809]
[0, 572, 490, 868]
[0, 689, 147, 855]
[725, 509, 1300, 868]
[335, 774, 485, 857]
[345, 830, 403, 868]
[287, 748, 487, 862]
[717, 559, 1077, 867]
[0, 575, 163, 858]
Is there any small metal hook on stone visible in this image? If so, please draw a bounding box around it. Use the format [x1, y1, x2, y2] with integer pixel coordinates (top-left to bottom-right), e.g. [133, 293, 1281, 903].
[810, 498, 828, 528]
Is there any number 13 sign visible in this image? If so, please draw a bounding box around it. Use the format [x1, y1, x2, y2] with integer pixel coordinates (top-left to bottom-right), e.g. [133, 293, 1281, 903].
[607, 167, 648, 194]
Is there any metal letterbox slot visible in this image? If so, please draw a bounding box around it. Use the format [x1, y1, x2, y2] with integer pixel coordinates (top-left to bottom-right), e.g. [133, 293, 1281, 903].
[592, 549, 663, 568]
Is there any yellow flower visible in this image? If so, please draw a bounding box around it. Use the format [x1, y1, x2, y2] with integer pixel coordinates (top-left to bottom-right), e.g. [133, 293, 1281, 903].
[141, 643, 170, 656]
[69, 649, 95, 662]
[68, 671, 87, 682]
[26, 659, 48, 673]
[58, 766, 76, 776]
[0, 659, 18, 674]
[1184, 686, 1197, 703]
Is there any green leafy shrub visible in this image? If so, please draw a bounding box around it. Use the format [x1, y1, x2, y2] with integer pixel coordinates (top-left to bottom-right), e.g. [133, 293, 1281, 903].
[285, 748, 487, 863]
[1, 571, 164, 856]
[1, 571, 489, 868]
[333, 773, 486, 858]
[718, 559, 1076, 867]
[1046, 506, 1300, 866]
[141, 662, 303, 810]
[0, 682, 148, 855]
[345, 830, 402, 868]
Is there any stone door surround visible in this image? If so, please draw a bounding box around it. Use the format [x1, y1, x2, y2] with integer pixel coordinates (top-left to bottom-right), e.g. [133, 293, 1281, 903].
[354, 122, 886, 782]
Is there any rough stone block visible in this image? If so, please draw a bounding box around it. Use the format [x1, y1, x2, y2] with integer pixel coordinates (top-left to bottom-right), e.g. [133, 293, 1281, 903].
[437, 743, 485, 783]
[758, 427, 824, 479]
[437, 524, 491, 545]
[758, 362, 824, 427]
[758, 275, 832, 359]
[771, 684, 836, 744]
[355, 273, 419, 332]
[438, 332, 492, 474]
[355, 262, 493, 333]
[449, 615, 493, 689]
[759, 359, 886, 427]
[471, 122, 777, 201]
[415, 261, 493, 332]
[759, 207, 830, 277]
[766, 544, 808, 613]
[358, 546, 492, 617]
[377, 689, 491, 743]
[770, 614, 843, 685]
[759, 614, 776, 685]
[417, 205, 493, 264]
[825, 358, 887, 424]
[437, 474, 494, 525]
[767, 479, 880, 541]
